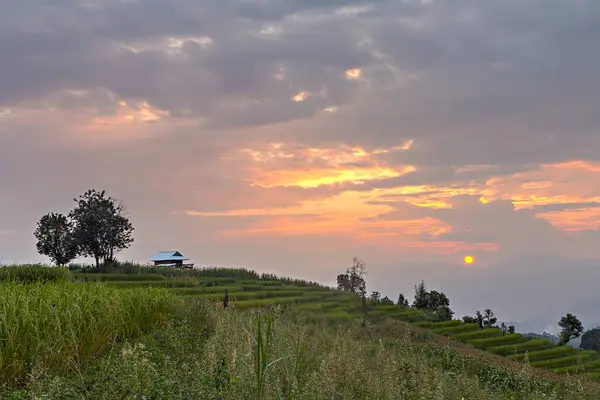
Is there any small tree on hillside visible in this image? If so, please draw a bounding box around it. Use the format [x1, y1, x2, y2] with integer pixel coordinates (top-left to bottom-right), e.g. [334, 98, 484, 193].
[34, 213, 78, 266]
[380, 296, 394, 305]
[369, 291, 381, 303]
[69, 189, 134, 269]
[508, 325, 516, 334]
[412, 280, 429, 309]
[558, 313, 584, 346]
[397, 293, 409, 307]
[475, 311, 484, 329]
[337, 257, 366, 294]
[483, 309, 498, 328]
[462, 315, 477, 324]
[412, 281, 454, 321]
[500, 322, 508, 336]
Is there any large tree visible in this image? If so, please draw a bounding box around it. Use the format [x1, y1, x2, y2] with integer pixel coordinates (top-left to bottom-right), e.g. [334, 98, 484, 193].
[558, 313, 584, 345]
[69, 189, 134, 269]
[34, 212, 78, 266]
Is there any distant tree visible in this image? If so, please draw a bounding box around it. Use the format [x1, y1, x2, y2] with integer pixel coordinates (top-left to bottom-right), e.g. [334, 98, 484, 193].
[69, 189, 134, 269]
[397, 293, 409, 307]
[336, 274, 351, 291]
[369, 291, 381, 303]
[462, 315, 477, 324]
[337, 257, 367, 294]
[500, 322, 506, 335]
[34, 213, 78, 266]
[427, 290, 450, 310]
[412, 280, 429, 309]
[558, 313, 584, 346]
[475, 311, 484, 329]
[508, 325, 516, 334]
[483, 309, 498, 328]
[412, 281, 454, 321]
[580, 328, 600, 352]
[380, 296, 394, 306]
[436, 306, 454, 322]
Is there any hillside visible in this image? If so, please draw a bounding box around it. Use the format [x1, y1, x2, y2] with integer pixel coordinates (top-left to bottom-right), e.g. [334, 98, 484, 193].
[1, 264, 600, 399]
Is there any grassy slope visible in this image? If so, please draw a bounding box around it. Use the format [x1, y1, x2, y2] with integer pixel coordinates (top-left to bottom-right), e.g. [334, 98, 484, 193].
[4, 299, 600, 399]
[2, 266, 600, 398]
[75, 271, 600, 378]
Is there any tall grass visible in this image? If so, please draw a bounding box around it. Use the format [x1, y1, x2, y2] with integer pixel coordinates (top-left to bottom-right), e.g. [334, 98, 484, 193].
[0, 282, 179, 387]
[10, 302, 599, 399]
[0, 266, 70, 283]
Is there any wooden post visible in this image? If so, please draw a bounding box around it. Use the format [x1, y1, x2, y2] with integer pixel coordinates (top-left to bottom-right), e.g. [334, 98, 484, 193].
[223, 289, 229, 309]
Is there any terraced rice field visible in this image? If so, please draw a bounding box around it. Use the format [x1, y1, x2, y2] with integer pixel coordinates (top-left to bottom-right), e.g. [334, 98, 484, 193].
[73, 271, 600, 380]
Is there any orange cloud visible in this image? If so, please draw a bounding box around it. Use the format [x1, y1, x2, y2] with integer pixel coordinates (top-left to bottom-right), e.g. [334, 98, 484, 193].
[239, 142, 416, 188]
[194, 138, 600, 253]
[482, 160, 600, 230]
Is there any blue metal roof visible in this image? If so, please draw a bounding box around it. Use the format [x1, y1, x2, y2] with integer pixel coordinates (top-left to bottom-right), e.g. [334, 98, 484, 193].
[151, 251, 188, 261]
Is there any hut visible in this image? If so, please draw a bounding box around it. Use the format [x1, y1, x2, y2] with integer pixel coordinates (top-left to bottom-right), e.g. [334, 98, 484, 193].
[150, 251, 194, 268]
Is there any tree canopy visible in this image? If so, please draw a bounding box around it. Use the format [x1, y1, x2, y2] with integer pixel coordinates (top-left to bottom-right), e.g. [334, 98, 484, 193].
[558, 313, 584, 345]
[336, 257, 367, 295]
[69, 189, 134, 268]
[34, 189, 134, 269]
[412, 281, 454, 321]
[34, 213, 78, 266]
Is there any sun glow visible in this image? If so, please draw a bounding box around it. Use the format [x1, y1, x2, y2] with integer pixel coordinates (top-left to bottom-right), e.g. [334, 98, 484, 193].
[464, 255, 475, 265]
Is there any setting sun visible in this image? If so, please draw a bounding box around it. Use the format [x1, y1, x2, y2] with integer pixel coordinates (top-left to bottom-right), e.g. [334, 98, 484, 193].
[464, 255, 475, 265]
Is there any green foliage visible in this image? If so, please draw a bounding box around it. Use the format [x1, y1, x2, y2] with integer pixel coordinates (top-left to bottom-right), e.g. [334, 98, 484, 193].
[0, 281, 178, 387]
[0, 266, 71, 283]
[487, 339, 554, 356]
[33, 213, 78, 266]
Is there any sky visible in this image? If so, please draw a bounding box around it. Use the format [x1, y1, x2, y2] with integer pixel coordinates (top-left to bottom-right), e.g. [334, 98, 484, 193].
[2, 0, 600, 332]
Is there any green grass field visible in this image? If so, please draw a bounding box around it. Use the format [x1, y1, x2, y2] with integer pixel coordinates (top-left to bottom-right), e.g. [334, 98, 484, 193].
[1, 264, 600, 398]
